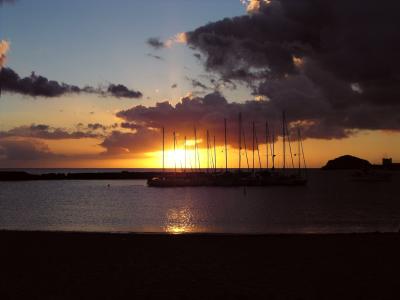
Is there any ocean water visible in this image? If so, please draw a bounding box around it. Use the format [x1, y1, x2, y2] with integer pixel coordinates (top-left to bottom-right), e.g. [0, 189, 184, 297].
[0, 170, 399, 234]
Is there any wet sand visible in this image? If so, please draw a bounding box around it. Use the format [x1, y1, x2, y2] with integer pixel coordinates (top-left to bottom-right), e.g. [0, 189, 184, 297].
[1, 231, 400, 299]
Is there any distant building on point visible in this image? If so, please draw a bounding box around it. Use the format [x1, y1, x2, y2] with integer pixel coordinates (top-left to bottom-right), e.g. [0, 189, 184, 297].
[382, 158, 392, 166]
[382, 158, 400, 170]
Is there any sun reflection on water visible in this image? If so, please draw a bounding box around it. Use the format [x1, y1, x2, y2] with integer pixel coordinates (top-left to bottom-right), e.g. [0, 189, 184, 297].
[164, 207, 194, 234]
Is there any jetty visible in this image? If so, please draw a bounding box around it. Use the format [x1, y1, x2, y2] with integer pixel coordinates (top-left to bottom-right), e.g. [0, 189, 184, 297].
[0, 171, 159, 181]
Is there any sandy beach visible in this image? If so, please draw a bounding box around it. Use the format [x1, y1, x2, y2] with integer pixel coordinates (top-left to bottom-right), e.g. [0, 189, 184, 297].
[1, 231, 400, 299]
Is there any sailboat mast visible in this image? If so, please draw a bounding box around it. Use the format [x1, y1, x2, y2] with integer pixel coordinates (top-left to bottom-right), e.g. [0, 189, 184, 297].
[252, 121, 255, 173]
[177, 135, 183, 171]
[194, 127, 197, 171]
[272, 128, 275, 170]
[266, 121, 269, 169]
[238, 112, 242, 171]
[224, 118, 228, 172]
[282, 111, 286, 170]
[173, 131, 177, 174]
[214, 135, 217, 173]
[162, 127, 165, 173]
[243, 129, 250, 170]
[255, 129, 262, 169]
[297, 127, 301, 174]
[285, 117, 295, 169]
[207, 130, 210, 173]
[196, 128, 201, 171]
[299, 129, 307, 174]
[184, 135, 187, 172]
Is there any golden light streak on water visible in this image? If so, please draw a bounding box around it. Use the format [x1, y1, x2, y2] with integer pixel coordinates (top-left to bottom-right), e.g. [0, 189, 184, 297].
[164, 208, 194, 234]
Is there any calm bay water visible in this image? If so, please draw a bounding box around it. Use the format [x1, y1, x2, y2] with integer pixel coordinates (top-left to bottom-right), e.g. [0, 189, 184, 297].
[0, 170, 399, 234]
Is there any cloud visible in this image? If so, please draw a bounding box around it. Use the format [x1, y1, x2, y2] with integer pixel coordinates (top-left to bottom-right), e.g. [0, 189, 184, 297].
[0, 67, 143, 99]
[87, 123, 107, 131]
[181, 0, 400, 138]
[120, 122, 142, 130]
[107, 84, 142, 99]
[0, 124, 103, 140]
[147, 33, 188, 50]
[0, 40, 10, 69]
[193, 53, 202, 60]
[147, 38, 166, 50]
[147, 53, 164, 61]
[112, 92, 287, 154]
[100, 128, 161, 155]
[109, 91, 339, 155]
[241, 0, 271, 13]
[112, 89, 400, 156]
[0, 139, 58, 161]
[173, 32, 188, 44]
[0, 68, 81, 97]
[185, 76, 211, 91]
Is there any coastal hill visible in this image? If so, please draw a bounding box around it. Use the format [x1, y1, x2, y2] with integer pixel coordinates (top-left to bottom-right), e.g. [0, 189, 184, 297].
[322, 155, 371, 170]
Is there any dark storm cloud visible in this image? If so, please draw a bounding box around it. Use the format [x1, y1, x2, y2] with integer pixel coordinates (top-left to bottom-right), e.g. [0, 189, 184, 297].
[147, 37, 166, 50]
[107, 84, 142, 99]
[184, 0, 400, 138]
[0, 68, 143, 99]
[0, 124, 103, 140]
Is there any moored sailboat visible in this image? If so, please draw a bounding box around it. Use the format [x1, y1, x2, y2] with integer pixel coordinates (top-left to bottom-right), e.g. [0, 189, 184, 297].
[147, 112, 307, 187]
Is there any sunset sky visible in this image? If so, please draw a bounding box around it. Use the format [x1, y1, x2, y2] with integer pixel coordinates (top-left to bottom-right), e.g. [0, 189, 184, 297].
[1, 0, 399, 168]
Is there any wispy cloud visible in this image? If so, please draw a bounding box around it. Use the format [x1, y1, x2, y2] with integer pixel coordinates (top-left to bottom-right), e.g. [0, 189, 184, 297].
[147, 53, 164, 61]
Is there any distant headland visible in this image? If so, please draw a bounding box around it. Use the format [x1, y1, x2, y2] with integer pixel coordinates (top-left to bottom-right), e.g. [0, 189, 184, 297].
[322, 155, 371, 170]
[322, 155, 400, 170]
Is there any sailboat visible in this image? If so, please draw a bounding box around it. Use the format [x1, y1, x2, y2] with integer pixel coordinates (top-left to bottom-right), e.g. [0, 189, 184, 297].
[147, 112, 307, 187]
[255, 112, 307, 186]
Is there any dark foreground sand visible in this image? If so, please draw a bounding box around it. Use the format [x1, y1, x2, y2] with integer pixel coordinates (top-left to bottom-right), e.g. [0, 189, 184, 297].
[1, 231, 400, 299]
